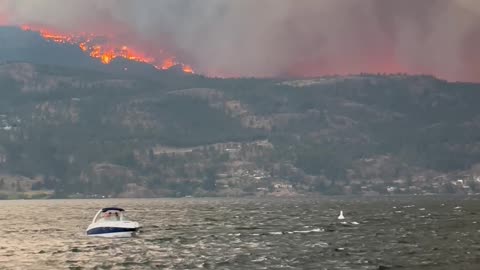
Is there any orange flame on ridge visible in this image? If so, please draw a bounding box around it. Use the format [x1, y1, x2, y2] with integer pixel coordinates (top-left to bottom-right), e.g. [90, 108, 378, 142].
[21, 25, 193, 73]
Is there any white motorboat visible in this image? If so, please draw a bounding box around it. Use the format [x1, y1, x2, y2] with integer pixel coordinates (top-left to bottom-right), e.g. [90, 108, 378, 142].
[86, 207, 141, 237]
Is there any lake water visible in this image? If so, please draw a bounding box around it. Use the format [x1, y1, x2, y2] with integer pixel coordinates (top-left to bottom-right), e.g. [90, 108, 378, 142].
[0, 196, 479, 269]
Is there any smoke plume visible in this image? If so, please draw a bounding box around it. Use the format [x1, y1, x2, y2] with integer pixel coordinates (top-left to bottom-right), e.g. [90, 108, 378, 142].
[0, 0, 479, 81]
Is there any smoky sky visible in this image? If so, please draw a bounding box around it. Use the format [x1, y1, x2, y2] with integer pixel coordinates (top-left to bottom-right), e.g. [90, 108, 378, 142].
[0, 0, 479, 81]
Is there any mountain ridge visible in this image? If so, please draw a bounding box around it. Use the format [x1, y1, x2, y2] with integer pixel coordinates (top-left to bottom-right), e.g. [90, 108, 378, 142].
[0, 61, 480, 198]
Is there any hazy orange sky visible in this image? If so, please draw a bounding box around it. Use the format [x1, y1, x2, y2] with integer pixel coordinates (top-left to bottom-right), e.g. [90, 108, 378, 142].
[1, 0, 479, 82]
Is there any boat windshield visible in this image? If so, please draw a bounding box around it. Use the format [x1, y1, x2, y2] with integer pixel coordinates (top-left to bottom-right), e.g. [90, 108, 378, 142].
[94, 210, 127, 222]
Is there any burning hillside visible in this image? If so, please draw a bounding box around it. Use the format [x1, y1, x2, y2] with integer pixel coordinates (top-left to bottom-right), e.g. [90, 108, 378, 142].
[1, 1, 479, 81]
[20, 25, 193, 73]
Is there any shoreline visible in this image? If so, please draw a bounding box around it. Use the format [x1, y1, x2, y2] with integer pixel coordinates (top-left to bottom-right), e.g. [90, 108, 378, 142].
[1, 193, 479, 201]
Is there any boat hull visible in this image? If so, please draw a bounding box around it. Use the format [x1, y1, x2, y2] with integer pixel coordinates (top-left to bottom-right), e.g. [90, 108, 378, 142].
[86, 220, 141, 238]
[86, 227, 139, 237]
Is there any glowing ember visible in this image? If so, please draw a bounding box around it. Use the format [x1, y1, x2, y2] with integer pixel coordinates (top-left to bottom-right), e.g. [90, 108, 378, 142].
[183, 65, 194, 74]
[21, 25, 194, 73]
[160, 58, 176, 70]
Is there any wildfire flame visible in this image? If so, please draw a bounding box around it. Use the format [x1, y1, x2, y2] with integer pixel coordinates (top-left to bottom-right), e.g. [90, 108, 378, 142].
[20, 25, 193, 73]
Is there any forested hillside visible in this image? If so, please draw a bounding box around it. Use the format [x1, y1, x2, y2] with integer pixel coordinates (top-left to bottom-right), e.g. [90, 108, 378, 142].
[1, 62, 480, 198]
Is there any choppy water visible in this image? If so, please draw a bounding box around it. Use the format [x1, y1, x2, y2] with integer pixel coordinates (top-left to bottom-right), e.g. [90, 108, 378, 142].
[0, 196, 479, 270]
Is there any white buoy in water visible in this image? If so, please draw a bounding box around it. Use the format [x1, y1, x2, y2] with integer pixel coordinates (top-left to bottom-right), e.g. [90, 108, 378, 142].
[338, 210, 345, 220]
